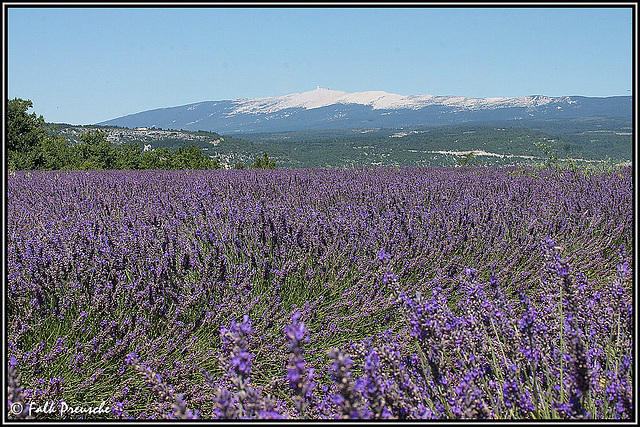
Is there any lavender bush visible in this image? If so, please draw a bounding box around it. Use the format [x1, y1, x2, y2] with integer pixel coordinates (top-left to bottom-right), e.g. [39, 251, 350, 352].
[7, 166, 633, 420]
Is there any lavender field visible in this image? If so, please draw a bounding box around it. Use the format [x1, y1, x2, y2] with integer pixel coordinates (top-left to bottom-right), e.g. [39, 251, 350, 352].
[7, 166, 633, 420]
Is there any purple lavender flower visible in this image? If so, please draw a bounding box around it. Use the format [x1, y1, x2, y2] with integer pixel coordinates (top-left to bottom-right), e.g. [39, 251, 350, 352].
[328, 347, 369, 419]
[124, 353, 198, 419]
[220, 314, 254, 390]
[7, 357, 32, 420]
[284, 311, 315, 417]
[502, 362, 535, 418]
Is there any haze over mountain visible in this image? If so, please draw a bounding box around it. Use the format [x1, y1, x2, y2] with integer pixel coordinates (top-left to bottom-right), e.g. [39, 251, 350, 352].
[96, 87, 632, 134]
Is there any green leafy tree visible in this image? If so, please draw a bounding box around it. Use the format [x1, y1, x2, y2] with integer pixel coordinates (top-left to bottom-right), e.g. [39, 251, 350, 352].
[172, 144, 198, 169]
[250, 152, 276, 169]
[38, 135, 72, 170]
[154, 147, 174, 170]
[140, 149, 160, 170]
[170, 144, 222, 169]
[74, 130, 118, 170]
[7, 98, 46, 153]
[7, 149, 38, 170]
[210, 156, 221, 170]
[117, 142, 143, 169]
[7, 98, 48, 169]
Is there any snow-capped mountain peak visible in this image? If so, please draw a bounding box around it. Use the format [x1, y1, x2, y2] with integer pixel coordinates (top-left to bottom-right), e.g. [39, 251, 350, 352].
[96, 88, 630, 134]
[231, 87, 350, 114]
[228, 87, 570, 115]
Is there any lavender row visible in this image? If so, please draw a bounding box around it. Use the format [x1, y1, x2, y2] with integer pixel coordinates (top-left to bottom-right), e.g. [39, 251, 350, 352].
[7, 166, 633, 419]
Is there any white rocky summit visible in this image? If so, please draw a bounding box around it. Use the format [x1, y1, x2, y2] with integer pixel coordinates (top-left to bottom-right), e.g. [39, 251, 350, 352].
[228, 87, 572, 115]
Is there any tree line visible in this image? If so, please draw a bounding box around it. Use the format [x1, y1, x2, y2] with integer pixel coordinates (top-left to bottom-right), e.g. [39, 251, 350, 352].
[6, 98, 275, 171]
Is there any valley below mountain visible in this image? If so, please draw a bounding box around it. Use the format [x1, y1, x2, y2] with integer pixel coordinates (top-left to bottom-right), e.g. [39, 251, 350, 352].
[52, 117, 632, 169]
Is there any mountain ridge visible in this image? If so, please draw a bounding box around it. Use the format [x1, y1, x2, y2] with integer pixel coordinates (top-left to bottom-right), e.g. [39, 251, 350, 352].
[96, 88, 632, 133]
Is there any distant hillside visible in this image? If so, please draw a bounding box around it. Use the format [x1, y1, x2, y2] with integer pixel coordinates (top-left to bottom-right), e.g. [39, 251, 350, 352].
[51, 123, 226, 147]
[49, 123, 255, 169]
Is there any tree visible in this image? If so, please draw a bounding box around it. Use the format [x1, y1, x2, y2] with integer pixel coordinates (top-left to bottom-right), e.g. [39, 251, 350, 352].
[171, 144, 190, 169]
[117, 142, 143, 169]
[7, 98, 46, 153]
[7, 98, 48, 169]
[74, 130, 118, 169]
[38, 135, 71, 170]
[171, 144, 219, 169]
[250, 152, 276, 169]
[140, 149, 161, 170]
[154, 147, 174, 169]
[210, 156, 221, 170]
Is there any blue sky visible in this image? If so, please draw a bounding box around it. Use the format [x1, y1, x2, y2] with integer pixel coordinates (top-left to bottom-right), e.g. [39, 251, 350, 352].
[7, 6, 633, 125]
